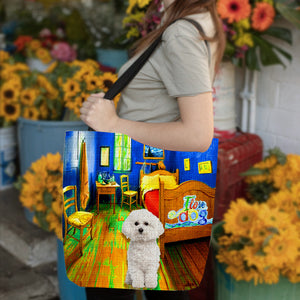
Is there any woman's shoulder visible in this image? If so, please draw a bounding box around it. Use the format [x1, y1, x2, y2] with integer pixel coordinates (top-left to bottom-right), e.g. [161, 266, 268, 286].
[162, 12, 215, 42]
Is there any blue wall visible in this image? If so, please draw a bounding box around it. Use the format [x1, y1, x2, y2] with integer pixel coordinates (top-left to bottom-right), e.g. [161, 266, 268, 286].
[63, 131, 218, 211]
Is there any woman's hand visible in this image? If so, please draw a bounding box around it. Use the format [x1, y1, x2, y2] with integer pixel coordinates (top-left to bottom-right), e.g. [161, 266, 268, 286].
[80, 92, 119, 132]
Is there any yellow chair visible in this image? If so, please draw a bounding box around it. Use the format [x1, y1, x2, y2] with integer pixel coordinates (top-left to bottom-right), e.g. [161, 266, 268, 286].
[63, 185, 94, 256]
[120, 175, 138, 211]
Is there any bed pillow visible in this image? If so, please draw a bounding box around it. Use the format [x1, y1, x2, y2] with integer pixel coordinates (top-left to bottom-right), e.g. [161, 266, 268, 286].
[141, 174, 160, 191]
[159, 175, 178, 189]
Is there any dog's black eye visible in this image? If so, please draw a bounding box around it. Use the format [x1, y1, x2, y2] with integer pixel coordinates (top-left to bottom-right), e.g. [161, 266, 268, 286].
[144, 222, 149, 226]
[135, 221, 139, 226]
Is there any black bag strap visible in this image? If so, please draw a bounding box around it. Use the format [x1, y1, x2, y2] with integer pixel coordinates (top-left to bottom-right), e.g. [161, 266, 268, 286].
[104, 18, 209, 101]
[88, 18, 209, 131]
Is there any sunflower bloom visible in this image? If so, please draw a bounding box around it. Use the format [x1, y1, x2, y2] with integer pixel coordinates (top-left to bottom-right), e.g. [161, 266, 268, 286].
[35, 48, 52, 64]
[264, 233, 298, 268]
[0, 81, 20, 102]
[99, 72, 118, 92]
[20, 89, 38, 106]
[29, 39, 42, 51]
[217, 0, 251, 23]
[0, 50, 10, 63]
[23, 107, 40, 120]
[85, 74, 102, 91]
[251, 2, 275, 31]
[1, 102, 21, 122]
[62, 79, 81, 97]
[223, 198, 259, 235]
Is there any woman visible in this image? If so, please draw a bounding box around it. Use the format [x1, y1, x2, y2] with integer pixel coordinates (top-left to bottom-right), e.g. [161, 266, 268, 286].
[81, 0, 225, 299]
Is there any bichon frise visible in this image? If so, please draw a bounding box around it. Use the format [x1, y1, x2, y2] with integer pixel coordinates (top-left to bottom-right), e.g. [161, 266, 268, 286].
[122, 209, 164, 289]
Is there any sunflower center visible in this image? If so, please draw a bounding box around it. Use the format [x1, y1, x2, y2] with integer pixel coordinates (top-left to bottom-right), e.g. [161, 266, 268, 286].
[104, 80, 113, 89]
[5, 104, 16, 115]
[70, 84, 74, 91]
[242, 215, 249, 223]
[4, 90, 14, 99]
[229, 3, 239, 12]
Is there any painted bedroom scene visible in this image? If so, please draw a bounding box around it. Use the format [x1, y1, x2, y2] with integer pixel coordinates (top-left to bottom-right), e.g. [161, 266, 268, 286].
[62, 130, 218, 291]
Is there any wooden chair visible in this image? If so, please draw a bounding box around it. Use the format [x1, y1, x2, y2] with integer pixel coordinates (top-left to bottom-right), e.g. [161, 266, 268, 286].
[120, 175, 138, 211]
[63, 185, 94, 256]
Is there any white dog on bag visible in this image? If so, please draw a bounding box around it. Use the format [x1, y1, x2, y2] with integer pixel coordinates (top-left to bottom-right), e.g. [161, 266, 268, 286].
[122, 209, 164, 289]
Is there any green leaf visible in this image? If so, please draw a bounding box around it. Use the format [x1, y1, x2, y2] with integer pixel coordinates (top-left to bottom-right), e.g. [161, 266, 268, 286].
[228, 242, 245, 251]
[245, 46, 260, 70]
[256, 248, 266, 256]
[256, 38, 283, 66]
[268, 147, 287, 165]
[271, 44, 293, 62]
[267, 227, 280, 234]
[240, 167, 266, 177]
[239, 237, 254, 246]
[297, 210, 300, 218]
[263, 27, 292, 45]
[262, 234, 274, 247]
[286, 180, 292, 189]
[275, 1, 300, 30]
[43, 191, 53, 208]
[35, 211, 49, 231]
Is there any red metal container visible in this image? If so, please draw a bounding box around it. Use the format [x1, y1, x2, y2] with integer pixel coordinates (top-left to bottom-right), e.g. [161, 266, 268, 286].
[214, 132, 263, 222]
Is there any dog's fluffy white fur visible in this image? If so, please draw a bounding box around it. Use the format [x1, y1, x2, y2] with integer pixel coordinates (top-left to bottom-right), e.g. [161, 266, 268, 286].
[122, 209, 164, 289]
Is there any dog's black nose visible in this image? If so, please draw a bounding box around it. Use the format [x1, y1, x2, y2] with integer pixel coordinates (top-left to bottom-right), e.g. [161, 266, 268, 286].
[138, 228, 143, 234]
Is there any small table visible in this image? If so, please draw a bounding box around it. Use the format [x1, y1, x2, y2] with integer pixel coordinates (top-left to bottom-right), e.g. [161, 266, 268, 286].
[95, 182, 120, 214]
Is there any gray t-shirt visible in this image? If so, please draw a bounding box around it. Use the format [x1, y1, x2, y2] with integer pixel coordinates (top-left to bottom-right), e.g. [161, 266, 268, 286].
[116, 12, 217, 123]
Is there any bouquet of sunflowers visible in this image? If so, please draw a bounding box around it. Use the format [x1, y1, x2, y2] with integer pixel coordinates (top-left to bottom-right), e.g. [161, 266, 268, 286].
[15, 152, 64, 240]
[215, 148, 300, 284]
[47, 59, 119, 119]
[0, 50, 62, 127]
[216, 0, 293, 70]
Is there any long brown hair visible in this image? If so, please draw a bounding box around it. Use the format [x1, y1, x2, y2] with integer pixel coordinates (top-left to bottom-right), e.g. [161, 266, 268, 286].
[132, 0, 225, 73]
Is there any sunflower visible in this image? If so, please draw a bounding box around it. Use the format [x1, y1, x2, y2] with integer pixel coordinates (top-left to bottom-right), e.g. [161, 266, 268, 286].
[62, 79, 81, 97]
[35, 48, 52, 64]
[0, 81, 20, 103]
[20, 89, 37, 106]
[84, 59, 100, 70]
[29, 39, 42, 51]
[73, 66, 95, 81]
[1, 101, 21, 122]
[85, 74, 102, 91]
[217, 0, 251, 23]
[72, 93, 89, 117]
[251, 2, 275, 32]
[264, 233, 298, 268]
[0, 50, 10, 63]
[46, 152, 62, 172]
[99, 72, 118, 92]
[23, 107, 40, 120]
[223, 198, 259, 235]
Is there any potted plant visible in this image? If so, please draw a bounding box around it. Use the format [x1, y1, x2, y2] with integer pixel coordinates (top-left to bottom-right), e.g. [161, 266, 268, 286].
[212, 148, 300, 299]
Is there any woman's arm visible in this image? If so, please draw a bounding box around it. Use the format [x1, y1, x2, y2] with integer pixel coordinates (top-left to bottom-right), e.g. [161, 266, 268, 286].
[80, 92, 214, 152]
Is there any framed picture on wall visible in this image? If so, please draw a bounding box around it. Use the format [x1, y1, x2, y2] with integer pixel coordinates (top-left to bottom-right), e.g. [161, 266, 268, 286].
[100, 146, 110, 167]
[143, 145, 164, 160]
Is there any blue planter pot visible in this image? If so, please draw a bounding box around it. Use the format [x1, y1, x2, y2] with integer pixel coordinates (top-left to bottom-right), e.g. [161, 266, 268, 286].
[96, 48, 128, 71]
[57, 239, 87, 300]
[17, 117, 88, 175]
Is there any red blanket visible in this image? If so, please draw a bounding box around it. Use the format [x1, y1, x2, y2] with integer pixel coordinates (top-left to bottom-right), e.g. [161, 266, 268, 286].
[144, 190, 159, 218]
